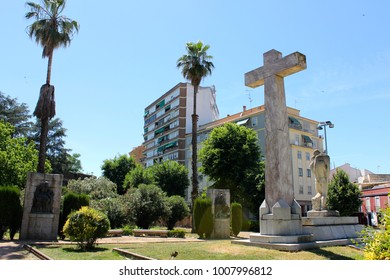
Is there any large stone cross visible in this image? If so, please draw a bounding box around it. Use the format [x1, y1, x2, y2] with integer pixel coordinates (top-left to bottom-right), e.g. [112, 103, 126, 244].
[245, 49, 306, 210]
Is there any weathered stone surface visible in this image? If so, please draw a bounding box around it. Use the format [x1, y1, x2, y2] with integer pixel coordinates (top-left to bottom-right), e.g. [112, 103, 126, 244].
[20, 172, 62, 240]
[207, 189, 230, 239]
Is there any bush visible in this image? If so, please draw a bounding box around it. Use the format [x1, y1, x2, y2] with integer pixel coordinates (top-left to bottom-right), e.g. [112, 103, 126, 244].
[361, 207, 390, 260]
[59, 192, 90, 239]
[0, 186, 23, 240]
[231, 202, 242, 237]
[63, 206, 110, 250]
[168, 229, 186, 238]
[121, 225, 134, 236]
[166, 196, 190, 230]
[122, 184, 170, 229]
[123, 164, 154, 189]
[90, 197, 126, 229]
[193, 197, 213, 239]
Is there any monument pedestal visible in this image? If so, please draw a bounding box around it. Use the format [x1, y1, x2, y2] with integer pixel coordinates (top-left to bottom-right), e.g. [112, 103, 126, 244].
[302, 210, 363, 241]
[20, 172, 63, 240]
[207, 189, 230, 239]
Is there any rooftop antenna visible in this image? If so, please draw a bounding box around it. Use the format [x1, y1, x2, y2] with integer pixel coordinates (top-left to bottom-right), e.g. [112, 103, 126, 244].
[245, 89, 253, 109]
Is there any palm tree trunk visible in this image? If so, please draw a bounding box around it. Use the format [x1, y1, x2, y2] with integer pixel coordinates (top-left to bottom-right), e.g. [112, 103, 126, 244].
[46, 52, 53, 85]
[37, 116, 49, 173]
[191, 83, 199, 206]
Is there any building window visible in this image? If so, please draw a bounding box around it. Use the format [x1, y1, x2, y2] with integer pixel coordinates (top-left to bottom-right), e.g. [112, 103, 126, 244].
[299, 185, 304, 194]
[366, 197, 371, 212]
[307, 169, 311, 177]
[298, 168, 303, 177]
[308, 186, 312, 195]
[295, 135, 300, 145]
[306, 152, 310, 161]
[375, 196, 380, 212]
[297, 151, 302, 159]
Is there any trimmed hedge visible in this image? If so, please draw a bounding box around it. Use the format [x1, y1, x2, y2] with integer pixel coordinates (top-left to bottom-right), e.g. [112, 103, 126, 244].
[193, 197, 213, 239]
[231, 202, 242, 237]
[59, 192, 90, 239]
[0, 186, 23, 240]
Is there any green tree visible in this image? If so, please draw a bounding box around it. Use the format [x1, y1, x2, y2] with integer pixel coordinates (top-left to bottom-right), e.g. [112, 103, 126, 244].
[327, 169, 362, 216]
[0, 186, 23, 240]
[26, 0, 79, 173]
[122, 184, 170, 229]
[0, 91, 33, 138]
[30, 118, 82, 173]
[101, 154, 136, 194]
[177, 41, 214, 206]
[166, 195, 190, 230]
[199, 123, 263, 208]
[0, 122, 49, 188]
[150, 160, 189, 197]
[123, 164, 154, 190]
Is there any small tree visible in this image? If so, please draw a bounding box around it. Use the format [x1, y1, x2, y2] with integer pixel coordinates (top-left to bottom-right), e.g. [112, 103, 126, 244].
[166, 196, 190, 230]
[193, 197, 213, 238]
[122, 184, 170, 229]
[123, 164, 154, 190]
[231, 202, 242, 237]
[327, 169, 362, 216]
[101, 154, 136, 194]
[63, 206, 110, 250]
[150, 160, 189, 197]
[0, 186, 23, 240]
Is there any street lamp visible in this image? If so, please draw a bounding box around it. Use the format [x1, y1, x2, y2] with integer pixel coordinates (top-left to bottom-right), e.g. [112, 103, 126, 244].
[317, 121, 334, 154]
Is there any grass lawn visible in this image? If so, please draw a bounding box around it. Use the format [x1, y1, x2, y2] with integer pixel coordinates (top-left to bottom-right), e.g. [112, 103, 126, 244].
[33, 240, 364, 260]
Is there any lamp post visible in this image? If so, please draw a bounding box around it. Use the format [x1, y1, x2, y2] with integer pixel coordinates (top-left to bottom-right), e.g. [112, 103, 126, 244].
[317, 121, 334, 154]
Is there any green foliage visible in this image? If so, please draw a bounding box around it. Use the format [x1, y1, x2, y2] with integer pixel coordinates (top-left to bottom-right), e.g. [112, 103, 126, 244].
[66, 177, 125, 228]
[101, 154, 136, 194]
[150, 160, 189, 197]
[63, 206, 110, 250]
[199, 122, 264, 214]
[121, 225, 134, 236]
[168, 229, 186, 238]
[327, 169, 362, 216]
[193, 197, 213, 238]
[122, 184, 171, 229]
[59, 192, 89, 238]
[0, 186, 23, 240]
[30, 118, 83, 174]
[360, 207, 390, 260]
[231, 202, 242, 237]
[166, 195, 190, 230]
[0, 121, 49, 188]
[123, 164, 153, 189]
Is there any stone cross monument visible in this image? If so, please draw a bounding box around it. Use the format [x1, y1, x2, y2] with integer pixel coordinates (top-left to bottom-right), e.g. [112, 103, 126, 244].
[245, 49, 307, 237]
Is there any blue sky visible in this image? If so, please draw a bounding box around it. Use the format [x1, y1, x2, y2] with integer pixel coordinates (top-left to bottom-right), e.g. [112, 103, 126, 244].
[1, 0, 389, 176]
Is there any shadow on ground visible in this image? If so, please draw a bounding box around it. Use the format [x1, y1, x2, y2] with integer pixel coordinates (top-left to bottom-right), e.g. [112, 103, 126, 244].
[308, 248, 355, 260]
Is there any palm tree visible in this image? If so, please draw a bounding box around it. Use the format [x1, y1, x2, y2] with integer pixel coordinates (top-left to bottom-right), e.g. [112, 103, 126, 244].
[25, 0, 79, 173]
[177, 41, 214, 208]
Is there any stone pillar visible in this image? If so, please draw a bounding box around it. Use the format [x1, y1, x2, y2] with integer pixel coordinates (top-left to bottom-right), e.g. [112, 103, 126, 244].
[207, 189, 230, 239]
[20, 172, 63, 240]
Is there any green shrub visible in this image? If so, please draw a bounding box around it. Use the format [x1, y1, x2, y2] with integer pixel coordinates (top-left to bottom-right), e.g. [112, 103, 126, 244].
[166, 195, 190, 230]
[122, 184, 170, 229]
[0, 186, 23, 240]
[168, 229, 186, 238]
[121, 225, 134, 236]
[59, 192, 90, 239]
[90, 197, 126, 229]
[231, 202, 242, 237]
[193, 197, 213, 239]
[360, 207, 390, 260]
[63, 206, 110, 250]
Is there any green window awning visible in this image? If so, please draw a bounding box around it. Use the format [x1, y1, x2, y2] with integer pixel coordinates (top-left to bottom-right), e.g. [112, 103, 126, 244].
[289, 116, 302, 128]
[302, 135, 313, 143]
[156, 99, 165, 109]
[155, 127, 165, 135]
[236, 118, 249, 126]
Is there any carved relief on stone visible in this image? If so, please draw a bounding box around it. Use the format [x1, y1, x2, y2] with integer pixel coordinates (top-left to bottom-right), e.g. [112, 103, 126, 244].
[31, 181, 54, 213]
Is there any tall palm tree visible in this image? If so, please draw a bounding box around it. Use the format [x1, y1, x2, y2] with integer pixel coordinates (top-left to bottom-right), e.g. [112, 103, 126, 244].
[177, 41, 214, 207]
[25, 0, 79, 173]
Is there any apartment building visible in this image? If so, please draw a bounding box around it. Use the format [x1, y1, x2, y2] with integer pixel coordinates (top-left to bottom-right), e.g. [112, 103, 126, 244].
[185, 105, 323, 215]
[142, 82, 219, 167]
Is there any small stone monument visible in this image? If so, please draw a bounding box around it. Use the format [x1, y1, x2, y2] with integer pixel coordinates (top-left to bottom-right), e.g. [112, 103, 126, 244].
[20, 172, 63, 240]
[207, 189, 230, 239]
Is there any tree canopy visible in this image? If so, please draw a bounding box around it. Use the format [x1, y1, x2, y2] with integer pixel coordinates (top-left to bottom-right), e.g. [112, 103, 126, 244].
[327, 169, 362, 216]
[199, 122, 264, 214]
[101, 154, 136, 194]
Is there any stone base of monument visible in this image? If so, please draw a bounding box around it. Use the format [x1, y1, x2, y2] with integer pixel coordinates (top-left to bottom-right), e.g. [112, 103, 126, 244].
[301, 210, 363, 241]
[20, 172, 63, 240]
[232, 205, 362, 251]
[207, 188, 231, 239]
[212, 219, 230, 239]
